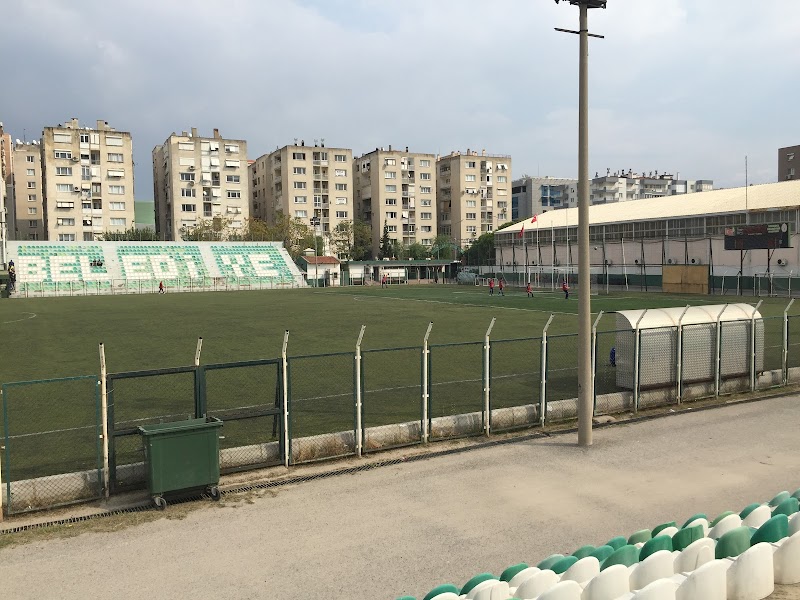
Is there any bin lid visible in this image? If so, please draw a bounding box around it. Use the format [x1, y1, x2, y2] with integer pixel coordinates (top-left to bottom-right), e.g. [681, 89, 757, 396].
[138, 416, 222, 436]
[616, 303, 761, 330]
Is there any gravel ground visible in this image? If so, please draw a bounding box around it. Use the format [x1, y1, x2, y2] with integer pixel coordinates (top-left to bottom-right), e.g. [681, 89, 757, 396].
[1, 395, 799, 599]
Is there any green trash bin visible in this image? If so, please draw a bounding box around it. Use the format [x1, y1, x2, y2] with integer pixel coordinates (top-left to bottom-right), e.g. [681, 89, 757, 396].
[138, 417, 223, 509]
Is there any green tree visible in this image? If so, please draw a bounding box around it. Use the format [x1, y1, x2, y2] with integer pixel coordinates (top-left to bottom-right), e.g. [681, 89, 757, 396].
[407, 242, 429, 260]
[352, 220, 373, 261]
[431, 235, 456, 260]
[330, 221, 353, 259]
[100, 226, 158, 241]
[180, 217, 232, 241]
[268, 210, 315, 259]
[379, 221, 392, 259]
[462, 232, 495, 266]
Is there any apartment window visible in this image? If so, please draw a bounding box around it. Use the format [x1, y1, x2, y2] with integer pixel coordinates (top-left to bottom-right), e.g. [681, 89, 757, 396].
[467, 200, 476, 207]
[439, 164, 450, 173]
[466, 226, 477, 233]
[105, 185, 123, 195]
[180, 172, 195, 181]
[181, 204, 197, 212]
[82, 200, 92, 210]
[385, 185, 397, 193]
[56, 201, 74, 209]
[80, 133, 90, 144]
[335, 183, 347, 190]
[53, 133, 72, 143]
[110, 202, 126, 211]
[384, 171, 396, 179]
[465, 174, 476, 182]
[293, 167, 306, 175]
[385, 198, 397, 206]
[179, 157, 195, 167]
[335, 169, 347, 177]
[420, 212, 432, 220]
[466, 213, 476, 220]
[110, 218, 126, 227]
[178, 142, 195, 151]
[420, 199, 431, 207]
[56, 166, 73, 176]
[419, 226, 431, 233]
[384, 158, 396, 166]
[28, 194, 37, 202]
[419, 172, 431, 180]
[292, 152, 306, 160]
[92, 183, 101, 195]
[334, 154, 347, 162]
[295, 210, 307, 218]
[82, 166, 91, 180]
[181, 188, 197, 198]
[294, 181, 307, 189]
[224, 159, 240, 168]
[27, 181, 36, 189]
[419, 159, 431, 167]
[466, 161, 476, 168]
[227, 190, 241, 199]
[26, 168, 35, 176]
[387, 211, 397, 219]
[107, 153, 124, 162]
[57, 218, 75, 226]
[28, 207, 37, 215]
[105, 136, 123, 147]
[58, 234, 76, 241]
[497, 176, 507, 183]
[226, 175, 240, 183]
[294, 196, 307, 204]
[788, 153, 795, 161]
[387, 225, 397, 233]
[336, 197, 347, 205]
[420, 186, 432, 194]
[335, 211, 348, 218]
[54, 150, 72, 159]
[224, 144, 239, 153]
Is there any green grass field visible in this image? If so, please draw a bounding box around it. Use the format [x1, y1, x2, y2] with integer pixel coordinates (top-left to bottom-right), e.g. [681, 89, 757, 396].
[1, 284, 796, 503]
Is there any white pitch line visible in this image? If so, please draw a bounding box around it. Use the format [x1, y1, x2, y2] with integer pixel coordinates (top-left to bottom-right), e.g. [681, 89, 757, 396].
[332, 293, 579, 316]
[2, 312, 37, 324]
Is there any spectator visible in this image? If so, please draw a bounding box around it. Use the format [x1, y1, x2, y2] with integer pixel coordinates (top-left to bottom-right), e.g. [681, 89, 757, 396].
[488, 277, 494, 295]
[526, 281, 532, 298]
[562, 280, 569, 300]
[158, 281, 165, 294]
[498, 278, 505, 296]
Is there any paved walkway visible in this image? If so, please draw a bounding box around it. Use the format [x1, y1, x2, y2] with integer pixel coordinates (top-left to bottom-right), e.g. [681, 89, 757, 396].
[1, 396, 799, 599]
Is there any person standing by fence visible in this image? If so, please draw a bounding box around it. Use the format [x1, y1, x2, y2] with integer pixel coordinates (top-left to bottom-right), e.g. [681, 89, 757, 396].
[381, 273, 387, 288]
[562, 279, 569, 300]
[498, 278, 505, 296]
[488, 277, 494, 295]
[526, 281, 532, 298]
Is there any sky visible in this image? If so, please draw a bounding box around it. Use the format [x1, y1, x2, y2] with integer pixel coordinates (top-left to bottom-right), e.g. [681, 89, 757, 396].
[1, 0, 798, 200]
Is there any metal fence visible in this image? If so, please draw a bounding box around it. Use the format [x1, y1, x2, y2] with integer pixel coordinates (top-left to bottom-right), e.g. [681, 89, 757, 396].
[4, 300, 800, 515]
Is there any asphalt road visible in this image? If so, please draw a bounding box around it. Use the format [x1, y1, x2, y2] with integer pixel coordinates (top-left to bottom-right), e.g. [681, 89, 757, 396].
[2, 396, 799, 600]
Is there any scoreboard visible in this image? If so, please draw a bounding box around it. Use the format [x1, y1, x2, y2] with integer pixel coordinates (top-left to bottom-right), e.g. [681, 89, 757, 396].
[724, 223, 790, 250]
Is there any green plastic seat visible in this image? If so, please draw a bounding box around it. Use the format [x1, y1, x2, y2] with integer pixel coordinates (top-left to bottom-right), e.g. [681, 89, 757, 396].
[460, 574, 496, 596]
[396, 596, 416, 600]
[710, 511, 736, 527]
[499, 563, 528, 583]
[639, 535, 673, 561]
[791, 488, 800, 500]
[589, 545, 615, 563]
[423, 584, 458, 600]
[773, 497, 800, 517]
[536, 555, 564, 571]
[682, 513, 707, 528]
[604, 536, 627, 550]
[571, 545, 596, 560]
[652, 522, 676, 538]
[672, 524, 704, 552]
[550, 556, 578, 575]
[740, 503, 762, 519]
[770, 491, 791, 507]
[601, 545, 640, 571]
[751, 514, 789, 545]
[628, 529, 652, 545]
[715, 526, 753, 559]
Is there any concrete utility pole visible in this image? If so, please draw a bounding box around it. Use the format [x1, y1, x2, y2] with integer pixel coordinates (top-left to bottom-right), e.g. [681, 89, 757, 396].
[555, 0, 606, 447]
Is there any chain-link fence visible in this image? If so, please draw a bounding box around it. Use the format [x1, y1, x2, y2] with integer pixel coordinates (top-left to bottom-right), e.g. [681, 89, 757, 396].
[288, 353, 356, 464]
[489, 338, 540, 432]
[789, 316, 800, 384]
[719, 320, 754, 389]
[2, 376, 102, 514]
[680, 323, 716, 401]
[759, 316, 785, 389]
[428, 342, 484, 440]
[544, 334, 579, 422]
[361, 347, 423, 452]
[594, 330, 622, 415]
[203, 360, 283, 471]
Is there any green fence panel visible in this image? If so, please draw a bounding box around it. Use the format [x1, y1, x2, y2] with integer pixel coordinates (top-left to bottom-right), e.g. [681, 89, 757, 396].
[288, 352, 356, 464]
[719, 320, 754, 388]
[202, 359, 283, 471]
[489, 338, 541, 432]
[361, 347, 423, 452]
[2, 376, 102, 514]
[545, 334, 579, 421]
[428, 342, 484, 439]
[760, 316, 785, 389]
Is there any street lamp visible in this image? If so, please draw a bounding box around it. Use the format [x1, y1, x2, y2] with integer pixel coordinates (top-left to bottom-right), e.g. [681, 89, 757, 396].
[555, 0, 606, 448]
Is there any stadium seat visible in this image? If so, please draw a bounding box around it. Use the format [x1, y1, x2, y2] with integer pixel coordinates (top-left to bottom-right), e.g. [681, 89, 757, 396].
[740, 503, 761, 520]
[499, 563, 528, 583]
[571, 545, 596, 560]
[790, 513, 800, 537]
[715, 527, 753, 559]
[742, 505, 771, 529]
[422, 584, 459, 600]
[639, 536, 673, 561]
[772, 497, 800, 517]
[583, 564, 630, 600]
[674, 559, 728, 600]
[672, 525, 705, 552]
[725, 543, 774, 600]
[769, 491, 790, 507]
[750, 514, 789, 545]
[773, 530, 800, 584]
[681, 513, 706, 529]
[549, 556, 578, 574]
[513, 569, 560, 600]
[470, 580, 508, 600]
[536, 555, 564, 571]
[507, 567, 540, 589]
[628, 530, 652, 545]
[604, 536, 628, 551]
[651, 522, 677, 538]
[560, 556, 600, 586]
[460, 573, 496, 597]
[673, 537, 715, 574]
[601, 545, 640, 571]
[629, 550, 674, 590]
[708, 513, 742, 539]
[622, 578, 678, 600]
[589, 545, 616, 564]
[709, 511, 736, 528]
[535, 580, 582, 600]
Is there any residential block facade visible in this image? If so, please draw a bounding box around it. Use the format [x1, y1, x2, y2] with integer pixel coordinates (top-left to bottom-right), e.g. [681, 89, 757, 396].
[11, 141, 44, 241]
[42, 118, 135, 241]
[779, 145, 799, 182]
[353, 146, 437, 258]
[437, 150, 512, 249]
[153, 128, 248, 240]
[590, 170, 713, 204]
[511, 176, 577, 220]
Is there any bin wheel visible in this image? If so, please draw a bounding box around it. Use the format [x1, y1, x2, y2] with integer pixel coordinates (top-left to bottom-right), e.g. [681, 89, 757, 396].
[207, 486, 221, 501]
[154, 496, 167, 510]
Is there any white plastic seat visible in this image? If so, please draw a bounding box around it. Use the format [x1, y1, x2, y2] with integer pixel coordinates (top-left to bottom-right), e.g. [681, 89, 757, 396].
[631, 578, 677, 600]
[725, 542, 774, 600]
[789, 512, 800, 537]
[428, 594, 459, 600]
[538, 580, 582, 600]
[657, 527, 679, 539]
[561, 557, 600, 587]
[773, 530, 800, 585]
[708, 514, 742, 540]
[515, 570, 560, 600]
[630, 551, 674, 591]
[675, 559, 728, 600]
[508, 567, 540, 590]
[581, 564, 630, 600]
[742, 505, 771, 529]
[473, 581, 509, 600]
[684, 518, 710, 538]
[466, 579, 497, 600]
[673, 537, 715, 574]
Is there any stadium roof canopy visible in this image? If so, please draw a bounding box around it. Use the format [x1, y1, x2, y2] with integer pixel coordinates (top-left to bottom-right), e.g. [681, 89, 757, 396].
[499, 180, 800, 235]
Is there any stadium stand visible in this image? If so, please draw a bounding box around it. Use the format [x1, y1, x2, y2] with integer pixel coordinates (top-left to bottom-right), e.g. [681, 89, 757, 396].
[6, 241, 306, 296]
[399, 486, 800, 600]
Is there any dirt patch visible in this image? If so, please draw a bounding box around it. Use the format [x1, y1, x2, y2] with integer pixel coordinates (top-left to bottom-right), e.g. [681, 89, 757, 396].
[770, 585, 800, 599]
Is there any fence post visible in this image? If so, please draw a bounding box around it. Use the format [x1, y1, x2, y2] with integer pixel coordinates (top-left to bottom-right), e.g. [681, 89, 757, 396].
[715, 304, 730, 397]
[99, 343, 110, 499]
[281, 330, 290, 467]
[194, 337, 206, 418]
[483, 317, 496, 437]
[540, 314, 555, 427]
[633, 310, 647, 413]
[354, 325, 366, 457]
[421, 322, 433, 444]
[0, 387, 4, 520]
[591, 311, 603, 412]
[751, 300, 763, 392]
[784, 299, 795, 386]
[676, 305, 691, 403]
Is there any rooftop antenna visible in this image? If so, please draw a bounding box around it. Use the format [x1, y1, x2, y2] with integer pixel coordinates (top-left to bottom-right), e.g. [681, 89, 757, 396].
[23, 128, 26, 143]
[320, 138, 325, 147]
[294, 138, 298, 145]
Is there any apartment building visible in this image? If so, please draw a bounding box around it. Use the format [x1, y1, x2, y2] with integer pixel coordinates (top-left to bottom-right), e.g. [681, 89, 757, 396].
[590, 170, 712, 204]
[41, 119, 135, 241]
[250, 143, 353, 241]
[153, 128, 248, 240]
[779, 145, 799, 182]
[511, 176, 577, 220]
[353, 146, 437, 257]
[436, 150, 512, 248]
[0, 123, 10, 262]
[11, 140, 44, 241]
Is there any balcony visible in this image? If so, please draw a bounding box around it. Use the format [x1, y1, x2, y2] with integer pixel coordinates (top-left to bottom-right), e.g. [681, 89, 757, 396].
[313, 160, 328, 166]
[402, 176, 415, 184]
[313, 173, 327, 181]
